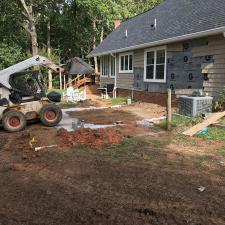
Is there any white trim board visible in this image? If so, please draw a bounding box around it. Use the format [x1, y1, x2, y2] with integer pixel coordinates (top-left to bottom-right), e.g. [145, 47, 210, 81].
[88, 27, 225, 58]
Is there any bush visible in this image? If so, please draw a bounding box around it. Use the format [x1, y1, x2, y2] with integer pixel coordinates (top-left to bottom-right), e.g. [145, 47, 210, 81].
[212, 86, 225, 111]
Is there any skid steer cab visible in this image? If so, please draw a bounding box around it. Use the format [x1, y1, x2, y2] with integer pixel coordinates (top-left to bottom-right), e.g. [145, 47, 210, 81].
[0, 56, 64, 132]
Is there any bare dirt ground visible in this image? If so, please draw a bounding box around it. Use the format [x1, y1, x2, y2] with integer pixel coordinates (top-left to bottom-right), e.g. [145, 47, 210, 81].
[0, 121, 225, 225]
[68, 102, 169, 125]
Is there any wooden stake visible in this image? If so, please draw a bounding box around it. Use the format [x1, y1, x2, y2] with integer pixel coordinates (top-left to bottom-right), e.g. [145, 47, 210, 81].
[167, 88, 172, 131]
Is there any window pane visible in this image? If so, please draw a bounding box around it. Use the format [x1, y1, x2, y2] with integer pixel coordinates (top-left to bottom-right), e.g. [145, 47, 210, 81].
[125, 55, 129, 70]
[111, 56, 115, 76]
[102, 57, 105, 75]
[147, 51, 154, 64]
[156, 65, 165, 80]
[104, 56, 106, 75]
[121, 56, 124, 71]
[156, 50, 165, 64]
[106, 56, 109, 75]
[146, 65, 154, 79]
[129, 55, 133, 70]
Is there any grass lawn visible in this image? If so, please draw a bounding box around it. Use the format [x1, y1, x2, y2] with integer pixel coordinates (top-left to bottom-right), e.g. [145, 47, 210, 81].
[111, 97, 128, 105]
[159, 114, 202, 129]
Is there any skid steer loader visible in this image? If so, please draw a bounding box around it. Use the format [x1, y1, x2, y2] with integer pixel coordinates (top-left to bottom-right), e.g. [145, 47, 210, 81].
[0, 55, 64, 132]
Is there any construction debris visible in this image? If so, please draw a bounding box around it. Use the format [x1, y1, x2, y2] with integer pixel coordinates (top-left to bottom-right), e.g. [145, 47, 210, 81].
[35, 145, 58, 152]
[183, 111, 225, 136]
[198, 186, 206, 192]
[137, 116, 166, 127]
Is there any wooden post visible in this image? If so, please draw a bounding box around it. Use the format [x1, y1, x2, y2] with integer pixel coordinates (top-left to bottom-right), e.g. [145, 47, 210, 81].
[167, 88, 172, 131]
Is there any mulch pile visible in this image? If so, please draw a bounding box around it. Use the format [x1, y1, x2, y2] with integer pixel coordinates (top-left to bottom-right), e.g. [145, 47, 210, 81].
[57, 128, 124, 148]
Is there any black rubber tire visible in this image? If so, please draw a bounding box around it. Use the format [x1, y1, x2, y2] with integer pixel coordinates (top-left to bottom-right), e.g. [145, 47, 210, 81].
[2, 110, 27, 132]
[39, 104, 62, 127]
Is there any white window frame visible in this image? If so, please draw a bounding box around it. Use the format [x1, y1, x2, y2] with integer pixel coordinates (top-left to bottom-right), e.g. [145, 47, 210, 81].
[144, 46, 167, 83]
[119, 52, 133, 73]
[100, 56, 108, 77]
[100, 55, 116, 78]
[109, 56, 116, 78]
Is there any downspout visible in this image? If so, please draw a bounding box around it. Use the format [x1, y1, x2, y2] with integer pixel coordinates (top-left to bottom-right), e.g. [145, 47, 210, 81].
[111, 53, 117, 99]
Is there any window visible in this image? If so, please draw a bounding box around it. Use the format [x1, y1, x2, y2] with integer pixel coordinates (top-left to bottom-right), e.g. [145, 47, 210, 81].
[100, 55, 115, 77]
[110, 56, 115, 77]
[144, 47, 167, 83]
[119, 53, 133, 73]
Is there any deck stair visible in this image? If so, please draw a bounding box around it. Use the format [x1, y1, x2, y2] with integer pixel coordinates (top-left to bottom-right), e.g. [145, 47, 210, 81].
[67, 74, 93, 89]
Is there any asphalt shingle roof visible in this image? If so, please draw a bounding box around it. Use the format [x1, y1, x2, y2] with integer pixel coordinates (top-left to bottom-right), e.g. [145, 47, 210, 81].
[89, 0, 225, 57]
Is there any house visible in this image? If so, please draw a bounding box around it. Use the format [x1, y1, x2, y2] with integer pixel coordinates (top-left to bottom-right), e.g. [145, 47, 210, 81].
[88, 0, 225, 98]
[65, 57, 95, 88]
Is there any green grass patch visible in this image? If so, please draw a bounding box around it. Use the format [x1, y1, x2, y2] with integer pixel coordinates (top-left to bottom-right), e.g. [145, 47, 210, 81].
[205, 127, 225, 141]
[159, 114, 202, 130]
[111, 97, 128, 105]
[58, 102, 78, 109]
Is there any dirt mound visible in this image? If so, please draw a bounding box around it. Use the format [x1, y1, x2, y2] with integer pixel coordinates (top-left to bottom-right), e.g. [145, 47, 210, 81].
[57, 128, 124, 148]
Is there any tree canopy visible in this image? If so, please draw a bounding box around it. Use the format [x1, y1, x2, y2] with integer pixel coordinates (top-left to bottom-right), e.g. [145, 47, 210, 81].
[0, 0, 162, 67]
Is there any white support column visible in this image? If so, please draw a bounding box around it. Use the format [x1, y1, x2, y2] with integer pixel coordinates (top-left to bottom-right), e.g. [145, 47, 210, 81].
[64, 74, 66, 90]
[114, 54, 117, 99]
[59, 71, 62, 90]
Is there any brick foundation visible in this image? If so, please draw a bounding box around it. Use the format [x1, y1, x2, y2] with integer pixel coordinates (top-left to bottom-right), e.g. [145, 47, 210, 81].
[117, 89, 178, 107]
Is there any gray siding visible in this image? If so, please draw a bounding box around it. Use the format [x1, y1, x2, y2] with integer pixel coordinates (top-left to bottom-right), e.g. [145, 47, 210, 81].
[193, 35, 225, 97]
[100, 76, 114, 87]
[116, 53, 134, 90]
[99, 34, 225, 97]
[133, 48, 167, 93]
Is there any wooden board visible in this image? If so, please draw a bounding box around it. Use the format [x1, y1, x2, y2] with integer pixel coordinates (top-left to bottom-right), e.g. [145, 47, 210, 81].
[183, 111, 225, 136]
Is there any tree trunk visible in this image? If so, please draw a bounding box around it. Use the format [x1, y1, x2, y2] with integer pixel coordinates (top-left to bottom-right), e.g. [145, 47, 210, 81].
[47, 20, 52, 89]
[93, 19, 98, 74]
[47, 20, 51, 57]
[100, 25, 104, 43]
[20, 0, 38, 56]
[31, 24, 38, 56]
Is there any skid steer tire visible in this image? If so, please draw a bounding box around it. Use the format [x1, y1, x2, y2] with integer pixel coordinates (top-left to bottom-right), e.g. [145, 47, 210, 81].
[2, 110, 27, 132]
[40, 104, 62, 127]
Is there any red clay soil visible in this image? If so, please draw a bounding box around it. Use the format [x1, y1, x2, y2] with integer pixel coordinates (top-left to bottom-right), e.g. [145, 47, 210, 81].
[117, 88, 178, 107]
[1, 125, 225, 225]
[57, 128, 124, 148]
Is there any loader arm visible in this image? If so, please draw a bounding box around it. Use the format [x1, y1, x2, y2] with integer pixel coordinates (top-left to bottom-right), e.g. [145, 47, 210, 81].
[0, 55, 64, 89]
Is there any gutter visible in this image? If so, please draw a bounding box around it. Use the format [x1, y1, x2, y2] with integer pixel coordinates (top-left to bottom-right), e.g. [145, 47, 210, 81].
[87, 26, 225, 58]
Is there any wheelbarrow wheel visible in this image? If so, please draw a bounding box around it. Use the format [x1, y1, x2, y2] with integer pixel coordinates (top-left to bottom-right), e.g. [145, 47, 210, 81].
[40, 104, 62, 127]
[2, 110, 27, 132]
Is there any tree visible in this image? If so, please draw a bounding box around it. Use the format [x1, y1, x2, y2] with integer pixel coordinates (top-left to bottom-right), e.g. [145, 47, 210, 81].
[19, 0, 39, 56]
[0, 42, 24, 69]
